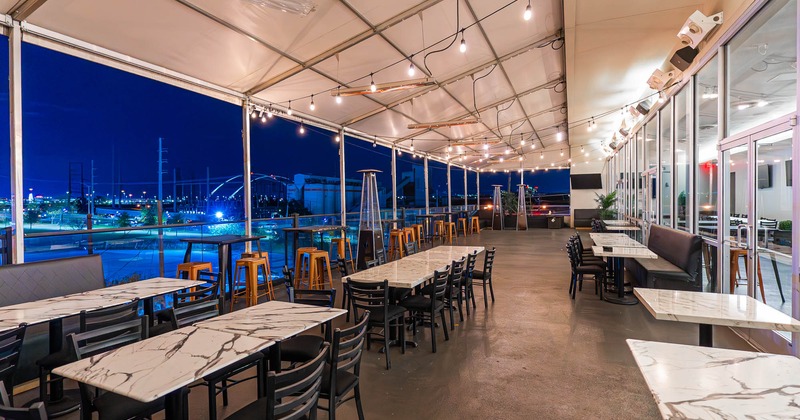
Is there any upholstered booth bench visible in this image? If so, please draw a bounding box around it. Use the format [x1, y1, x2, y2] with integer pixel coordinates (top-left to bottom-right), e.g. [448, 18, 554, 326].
[625, 225, 703, 291]
[0, 255, 106, 384]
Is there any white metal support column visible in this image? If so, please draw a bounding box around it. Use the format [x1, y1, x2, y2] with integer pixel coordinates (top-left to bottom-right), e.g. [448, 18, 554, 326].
[9, 22, 23, 263]
[447, 162, 452, 212]
[339, 129, 346, 230]
[463, 166, 467, 210]
[792, 0, 800, 356]
[241, 100, 252, 249]
[476, 170, 480, 209]
[391, 146, 397, 220]
[424, 156, 429, 214]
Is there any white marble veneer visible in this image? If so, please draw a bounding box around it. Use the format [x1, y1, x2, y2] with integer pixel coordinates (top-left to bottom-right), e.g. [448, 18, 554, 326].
[589, 233, 644, 248]
[347, 246, 484, 288]
[81, 278, 206, 301]
[53, 326, 270, 403]
[196, 300, 346, 341]
[627, 339, 800, 419]
[591, 246, 657, 259]
[634, 288, 800, 332]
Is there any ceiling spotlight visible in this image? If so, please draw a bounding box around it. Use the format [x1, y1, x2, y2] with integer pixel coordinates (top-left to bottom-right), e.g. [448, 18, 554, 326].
[335, 87, 343, 104]
[408, 57, 416, 77]
[459, 30, 467, 53]
[556, 126, 563, 141]
[309, 94, 315, 111]
[370, 73, 377, 92]
[298, 122, 305, 134]
[287, 100, 293, 116]
[523, 1, 532, 21]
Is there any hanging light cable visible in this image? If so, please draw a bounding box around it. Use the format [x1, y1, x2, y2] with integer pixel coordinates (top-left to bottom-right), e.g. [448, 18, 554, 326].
[523, 0, 532, 21]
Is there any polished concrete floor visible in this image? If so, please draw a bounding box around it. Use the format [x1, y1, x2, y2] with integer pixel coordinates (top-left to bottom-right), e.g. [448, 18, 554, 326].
[42, 228, 754, 419]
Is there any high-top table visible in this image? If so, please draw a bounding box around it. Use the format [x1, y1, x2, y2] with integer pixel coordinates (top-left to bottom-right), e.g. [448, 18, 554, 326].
[53, 300, 347, 419]
[180, 235, 265, 310]
[627, 339, 800, 419]
[281, 225, 348, 266]
[634, 288, 800, 347]
[0, 277, 205, 415]
[591, 246, 657, 305]
[589, 233, 645, 248]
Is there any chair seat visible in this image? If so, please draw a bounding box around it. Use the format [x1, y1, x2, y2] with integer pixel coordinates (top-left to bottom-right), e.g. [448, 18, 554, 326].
[281, 335, 325, 363]
[401, 295, 444, 312]
[93, 390, 164, 420]
[369, 305, 406, 323]
[320, 365, 358, 398]
[224, 397, 311, 420]
[574, 265, 604, 275]
[36, 349, 75, 369]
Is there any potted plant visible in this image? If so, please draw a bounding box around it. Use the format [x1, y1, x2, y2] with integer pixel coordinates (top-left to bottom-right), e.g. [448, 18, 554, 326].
[594, 191, 618, 220]
[774, 220, 792, 246]
[501, 190, 518, 228]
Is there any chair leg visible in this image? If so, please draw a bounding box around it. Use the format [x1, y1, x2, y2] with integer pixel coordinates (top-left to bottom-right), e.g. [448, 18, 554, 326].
[470, 284, 477, 309]
[482, 282, 489, 308]
[222, 380, 229, 406]
[488, 277, 495, 302]
[208, 381, 217, 420]
[456, 291, 464, 322]
[400, 317, 406, 354]
[440, 309, 449, 341]
[354, 384, 365, 420]
[578, 274, 584, 292]
[430, 312, 437, 353]
[464, 287, 471, 316]
[384, 322, 391, 370]
[448, 300, 455, 331]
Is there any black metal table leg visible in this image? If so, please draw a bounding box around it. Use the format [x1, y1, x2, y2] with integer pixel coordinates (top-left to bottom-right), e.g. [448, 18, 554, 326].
[25, 319, 81, 416]
[218, 245, 228, 313]
[603, 257, 638, 305]
[164, 387, 189, 420]
[699, 323, 713, 347]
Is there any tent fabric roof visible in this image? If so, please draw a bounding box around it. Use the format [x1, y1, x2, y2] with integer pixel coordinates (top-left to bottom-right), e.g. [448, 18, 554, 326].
[5, 0, 569, 170]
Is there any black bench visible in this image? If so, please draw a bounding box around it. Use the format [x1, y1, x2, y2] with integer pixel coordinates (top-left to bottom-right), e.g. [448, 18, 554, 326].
[573, 209, 600, 228]
[625, 225, 703, 291]
[0, 255, 106, 384]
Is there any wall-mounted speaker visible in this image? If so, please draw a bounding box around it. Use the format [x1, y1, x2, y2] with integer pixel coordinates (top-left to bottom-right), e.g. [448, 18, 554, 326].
[670, 46, 699, 71]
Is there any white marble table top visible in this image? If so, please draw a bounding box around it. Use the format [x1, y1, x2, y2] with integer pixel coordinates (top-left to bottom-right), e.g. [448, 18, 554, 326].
[602, 220, 636, 226]
[591, 246, 658, 259]
[0, 278, 205, 330]
[81, 278, 206, 301]
[634, 288, 800, 332]
[53, 326, 270, 403]
[604, 225, 641, 231]
[347, 246, 483, 288]
[195, 300, 346, 341]
[589, 234, 645, 248]
[627, 339, 800, 419]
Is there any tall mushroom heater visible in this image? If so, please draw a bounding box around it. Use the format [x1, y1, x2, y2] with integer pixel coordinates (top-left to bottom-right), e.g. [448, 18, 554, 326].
[491, 185, 504, 230]
[517, 184, 528, 231]
[356, 169, 384, 270]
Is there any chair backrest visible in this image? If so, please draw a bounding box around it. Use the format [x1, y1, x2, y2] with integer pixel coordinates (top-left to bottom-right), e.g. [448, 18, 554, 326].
[465, 252, 477, 278]
[365, 259, 379, 268]
[69, 317, 149, 360]
[482, 247, 496, 275]
[346, 279, 389, 323]
[449, 258, 466, 288]
[375, 248, 387, 265]
[265, 342, 328, 420]
[80, 298, 141, 333]
[173, 282, 220, 308]
[329, 312, 369, 386]
[404, 242, 418, 256]
[169, 297, 223, 329]
[760, 218, 778, 228]
[430, 269, 450, 300]
[336, 258, 349, 278]
[0, 383, 46, 420]
[293, 289, 336, 308]
[195, 271, 222, 295]
[0, 324, 26, 402]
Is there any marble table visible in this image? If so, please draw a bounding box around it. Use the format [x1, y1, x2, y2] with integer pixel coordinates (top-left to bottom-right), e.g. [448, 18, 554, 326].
[604, 225, 641, 231]
[591, 246, 657, 306]
[634, 288, 800, 347]
[602, 220, 635, 226]
[589, 233, 645, 248]
[627, 339, 800, 419]
[53, 326, 271, 420]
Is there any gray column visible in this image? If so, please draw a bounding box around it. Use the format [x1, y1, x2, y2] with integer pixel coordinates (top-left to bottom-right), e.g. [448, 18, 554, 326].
[339, 129, 346, 231]
[241, 100, 252, 249]
[447, 162, 452, 212]
[9, 22, 24, 263]
[424, 156, 429, 214]
[391, 146, 397, 220]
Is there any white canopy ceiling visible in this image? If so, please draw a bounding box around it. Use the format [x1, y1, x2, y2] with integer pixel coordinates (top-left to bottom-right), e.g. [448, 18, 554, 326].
[3, 0, 568, 171]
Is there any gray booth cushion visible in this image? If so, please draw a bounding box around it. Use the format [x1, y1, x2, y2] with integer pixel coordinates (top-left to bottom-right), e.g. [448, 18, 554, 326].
[625, 225, 703, 291]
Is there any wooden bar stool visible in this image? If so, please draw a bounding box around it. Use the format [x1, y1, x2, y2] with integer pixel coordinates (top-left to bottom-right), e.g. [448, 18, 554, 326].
[402, 227, 415, 247]
[470, 216, 480, 233]
[729, 247, 765, 303]
[410, 224, 424, 248]
[294, 247, 318, 288]
[457, 218, 469, 237]
[330, 238, 355, 273]
[388, 229, 405, 260]
[307, 250, 333, 290]
[176, 261, 213, 280]
[443, 222, 457, 244]
[433, 220, 445, 244]
[231, 257, 273, 311]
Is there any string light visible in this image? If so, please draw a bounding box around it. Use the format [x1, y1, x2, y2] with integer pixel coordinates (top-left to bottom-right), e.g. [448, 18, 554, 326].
[499, 157, 504, 163]
[267, 108, 273, 118]
[373, 135, 377, 147]
[309, 94, 315, 111]
[520, 134, 526, 146]
[335, 134, 340, 142]
[410, 139, 415, 151]
[261, 112, 267, 123]
[658, 91, 666, 103]
[335, 87, 342, 104]
[408, 56, 416, 77]
[523, 0, 532, 21]
[398, 149, 402, 156]
[484, 152, 489, 158]
[447, 140, 453, 152]
[298, 121, 305, 134]
[504, 147, 510, 155]
[459, 30, 467, 53]
[518, 156, 523, 161]
[560, 149, 564, 157]
[587, 118, 595, 132]
[540, 152, 544, 159]
[251, 109, 257, 119]
[287, 100, 293, 116]
[370, 73, 377, 92]
[556, 126, 563, 141]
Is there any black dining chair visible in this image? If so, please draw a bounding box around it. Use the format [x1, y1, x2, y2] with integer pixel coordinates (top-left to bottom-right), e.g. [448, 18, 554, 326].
[280, 287, 336, 366]
[318, 312, 369, 420]
[347, 279, 406, 370]
[472, 248, 496, 307]
[365, 259, 379, 268]
[462, 251, 478, 311]
[0, 383, 46, 420]
[36, 298, 141, 409]
[0, 323, 26, 407]
[67, 316, 163, 420]
[375, 248, 387, 265]
[151, 283, 222, 336]
[566, 243, 605, 299]
[336, 259, 353, 322]
[404, 242, 418, 256]
[403, 269, 450, 352]
[224, 343, 328, 420]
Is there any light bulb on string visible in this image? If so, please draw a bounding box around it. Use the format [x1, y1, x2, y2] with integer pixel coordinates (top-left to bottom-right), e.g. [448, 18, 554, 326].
[370, 73, 377, 92]
[447, 141, 453, 153]
[520, 134, 526, 146]
[523, 1, 532, 20]
[397, 149, 402, 156]
[484, 152, 489, 158]
[309, 95, 315, 111]
[298, 121, 305, 134]
[408, 56, 416, 77]
[560, 149, 564, 157]
[459, 30, 467, 53]
[499, 157, 504, 163]
[251, 109, 257, 119]
[267, 108, 273, 118]
[335, 87, 342, 104]
[410, 139, 415, 152]
[287, 101, 293, 116]
[658, 91, 666, 103]
[540, 152, 544, 159]
[261, 114, 267, 123]
[334, 134, 340, 142]
[556, 126, 563, 141]
[518, 156, 523, 162]
[372, 136, 377, 147]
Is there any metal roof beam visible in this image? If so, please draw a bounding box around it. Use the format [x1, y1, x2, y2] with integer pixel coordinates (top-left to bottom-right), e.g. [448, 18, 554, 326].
[7, 0, 48, 21]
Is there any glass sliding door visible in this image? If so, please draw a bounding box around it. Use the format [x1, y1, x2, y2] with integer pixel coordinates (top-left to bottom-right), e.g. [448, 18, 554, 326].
[674, 87, 692, 231]
[696, 56, 719, 239]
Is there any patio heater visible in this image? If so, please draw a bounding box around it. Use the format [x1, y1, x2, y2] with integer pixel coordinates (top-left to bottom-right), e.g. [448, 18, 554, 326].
[492, 185, 503, 230]
[356, 169, 384, 269]
[517, 184, 528, 231]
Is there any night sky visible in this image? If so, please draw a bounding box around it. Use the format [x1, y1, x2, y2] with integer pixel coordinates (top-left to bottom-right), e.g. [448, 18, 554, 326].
[0, 40, 569, 199]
